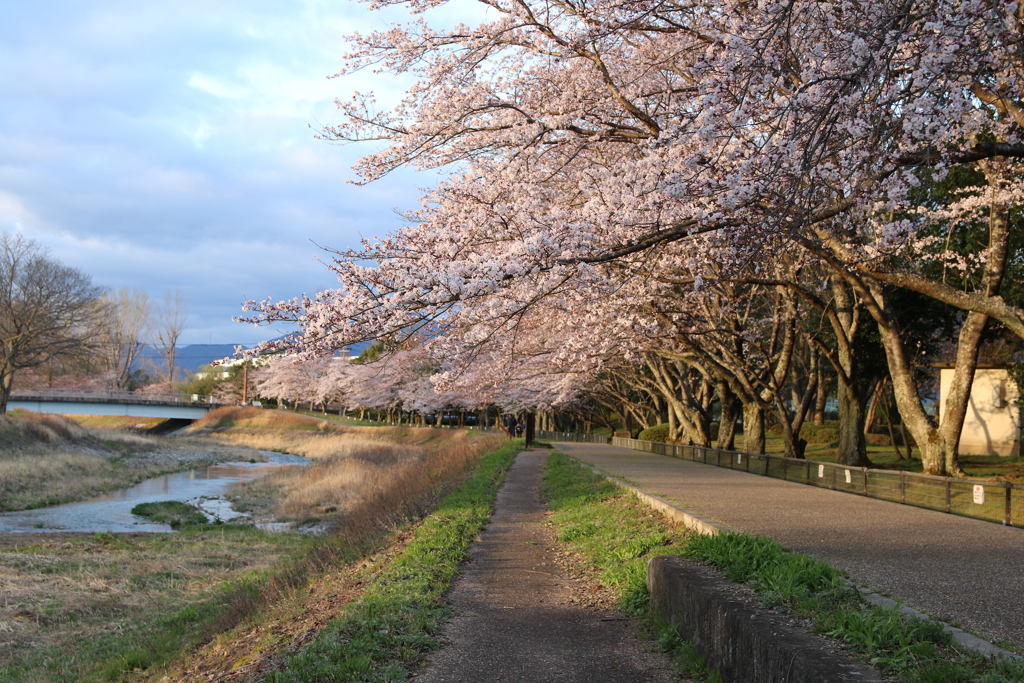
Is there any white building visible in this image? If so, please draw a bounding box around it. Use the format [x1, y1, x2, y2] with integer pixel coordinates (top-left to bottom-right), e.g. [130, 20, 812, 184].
[939, 368, 1021, 457]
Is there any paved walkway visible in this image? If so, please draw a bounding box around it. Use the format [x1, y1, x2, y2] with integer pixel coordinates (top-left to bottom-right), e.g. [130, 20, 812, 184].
[415, 450, 676, 682]
[559, 442, 1024, 650]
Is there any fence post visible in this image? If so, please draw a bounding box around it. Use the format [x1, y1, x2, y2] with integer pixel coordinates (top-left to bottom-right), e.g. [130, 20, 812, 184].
[805, 461, 810, 484]
[863, 468, 868, 496]
[946, 478, 952, 513]
[783, 458, 787, 481]
[901, 470, 906, 505]
[1006, 483, 1013, 526]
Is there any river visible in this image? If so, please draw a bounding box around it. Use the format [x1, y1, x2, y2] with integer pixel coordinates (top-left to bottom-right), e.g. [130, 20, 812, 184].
[0, 451, 310, 533]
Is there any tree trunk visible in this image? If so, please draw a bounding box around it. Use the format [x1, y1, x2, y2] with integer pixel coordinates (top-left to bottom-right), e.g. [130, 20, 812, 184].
[936, 311, 989, 475]
[836, 376, 870, 466]
[863, 379, 881, 436]
[716, 381, 738, 450]
[0, 367, 13, 415]
[813, 366, 827, 425]
[742, 403, 765, 454]
[667, 408, 679, 442]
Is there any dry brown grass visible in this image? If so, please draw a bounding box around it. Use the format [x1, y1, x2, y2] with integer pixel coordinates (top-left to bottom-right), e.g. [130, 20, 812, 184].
[64, 415, 166, 431]
[219, 422, 503, 535]
[0, 412, 259, 511]
[144, 429, 507, 682]
[0, 412, 90, 444]
[0, 529, 310, 683]
[189, 406, 342, 433]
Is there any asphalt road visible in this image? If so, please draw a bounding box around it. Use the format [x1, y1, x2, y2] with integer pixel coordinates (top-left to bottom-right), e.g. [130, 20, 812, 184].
[559, 441, 1024, 650]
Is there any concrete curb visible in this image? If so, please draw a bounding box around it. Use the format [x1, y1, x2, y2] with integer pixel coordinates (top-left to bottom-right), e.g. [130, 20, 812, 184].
[852, 586, 1020, 660]
[574, 460, 731, 537]
[568, 455, 1021, 663]
[648, 555, 882, 683]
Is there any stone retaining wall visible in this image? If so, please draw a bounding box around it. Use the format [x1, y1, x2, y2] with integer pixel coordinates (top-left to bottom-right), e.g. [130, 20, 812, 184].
[647, 555, 881, 683]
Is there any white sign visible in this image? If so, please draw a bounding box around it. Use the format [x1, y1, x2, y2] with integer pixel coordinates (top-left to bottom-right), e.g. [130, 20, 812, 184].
[973, 485, 985, 505]
[844, 469, 852, 484]
[818, 464, 825, 479]
[737, 454, 743, 464]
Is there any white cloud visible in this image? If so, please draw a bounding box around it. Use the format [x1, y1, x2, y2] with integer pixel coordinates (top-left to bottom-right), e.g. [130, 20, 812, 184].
[0, 0, 481, 344]
[188, 73, 248, 100]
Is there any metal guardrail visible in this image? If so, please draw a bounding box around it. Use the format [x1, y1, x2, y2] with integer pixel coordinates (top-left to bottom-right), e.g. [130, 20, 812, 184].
[10, 389, 215, 405]
[610, 437, 1024, 528]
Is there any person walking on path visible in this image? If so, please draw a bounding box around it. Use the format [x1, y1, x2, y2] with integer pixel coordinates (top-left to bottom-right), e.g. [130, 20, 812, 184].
[414, 450, 676, 682]
[504, 414, 517, 439]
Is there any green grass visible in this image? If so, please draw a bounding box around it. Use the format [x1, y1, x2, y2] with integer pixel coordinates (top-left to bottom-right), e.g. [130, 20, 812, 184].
[684, 533, 1024, 681]
[263, 440, 522, 682]
[131, 500, 209, 528]
[712, 433, 1024, 481]
[292, 409, 399, 427]
[542, 451, 722, 680]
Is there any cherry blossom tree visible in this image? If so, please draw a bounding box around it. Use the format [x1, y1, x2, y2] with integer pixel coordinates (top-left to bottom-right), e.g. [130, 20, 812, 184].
[239, 0, 1024, 474]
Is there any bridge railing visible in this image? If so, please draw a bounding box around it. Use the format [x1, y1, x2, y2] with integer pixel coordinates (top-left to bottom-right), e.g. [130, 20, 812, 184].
[9, 388, 215, 405]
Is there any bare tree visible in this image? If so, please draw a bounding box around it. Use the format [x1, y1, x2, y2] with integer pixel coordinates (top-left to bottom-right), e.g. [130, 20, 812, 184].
[96, 288, 151, 390]
[153, 288, 188, 385]
[0, 233, 101, 413]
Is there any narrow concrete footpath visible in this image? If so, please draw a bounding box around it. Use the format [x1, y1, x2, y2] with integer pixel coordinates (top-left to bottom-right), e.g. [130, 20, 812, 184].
[414, 450, 677, 682]
[560, 442, 1024, 650]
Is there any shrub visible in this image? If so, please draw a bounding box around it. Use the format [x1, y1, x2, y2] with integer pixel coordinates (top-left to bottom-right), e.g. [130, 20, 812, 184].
[766, 421, 839, 444]
[637, 423, 720, 444]
[638, 424, 670, 442]
[801, 423, 840, 444]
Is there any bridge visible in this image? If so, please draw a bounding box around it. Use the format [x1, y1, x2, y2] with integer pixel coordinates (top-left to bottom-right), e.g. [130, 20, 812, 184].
[8, 389, 217, 420]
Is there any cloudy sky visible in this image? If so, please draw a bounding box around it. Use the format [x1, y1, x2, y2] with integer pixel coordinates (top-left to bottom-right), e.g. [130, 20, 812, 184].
[1, 0, 460, 346]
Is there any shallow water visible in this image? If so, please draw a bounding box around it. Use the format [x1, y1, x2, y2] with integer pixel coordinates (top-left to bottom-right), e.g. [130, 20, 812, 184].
[0, 451, 310, 533]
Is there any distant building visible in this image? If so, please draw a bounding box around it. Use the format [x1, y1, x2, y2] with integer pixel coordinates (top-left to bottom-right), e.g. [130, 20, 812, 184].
[939, 368, 1021, 457]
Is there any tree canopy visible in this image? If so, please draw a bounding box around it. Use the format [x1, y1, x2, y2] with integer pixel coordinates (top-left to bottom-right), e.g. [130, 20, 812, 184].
[0, 233, 101, 412]
[240, 0, 1024, 475]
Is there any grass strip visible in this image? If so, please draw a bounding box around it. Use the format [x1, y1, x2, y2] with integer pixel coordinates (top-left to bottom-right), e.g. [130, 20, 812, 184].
[543, 451, 1024, 683]
[683, 533, 1024, 682]
[264, 440, 521, 682]
[541, 451, 721, 681]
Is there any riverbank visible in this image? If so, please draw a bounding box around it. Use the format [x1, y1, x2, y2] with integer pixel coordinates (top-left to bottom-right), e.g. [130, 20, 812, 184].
[0, 415, 507, 682]
[0, 412, 262, 512]
[192, 406, 503, 530]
